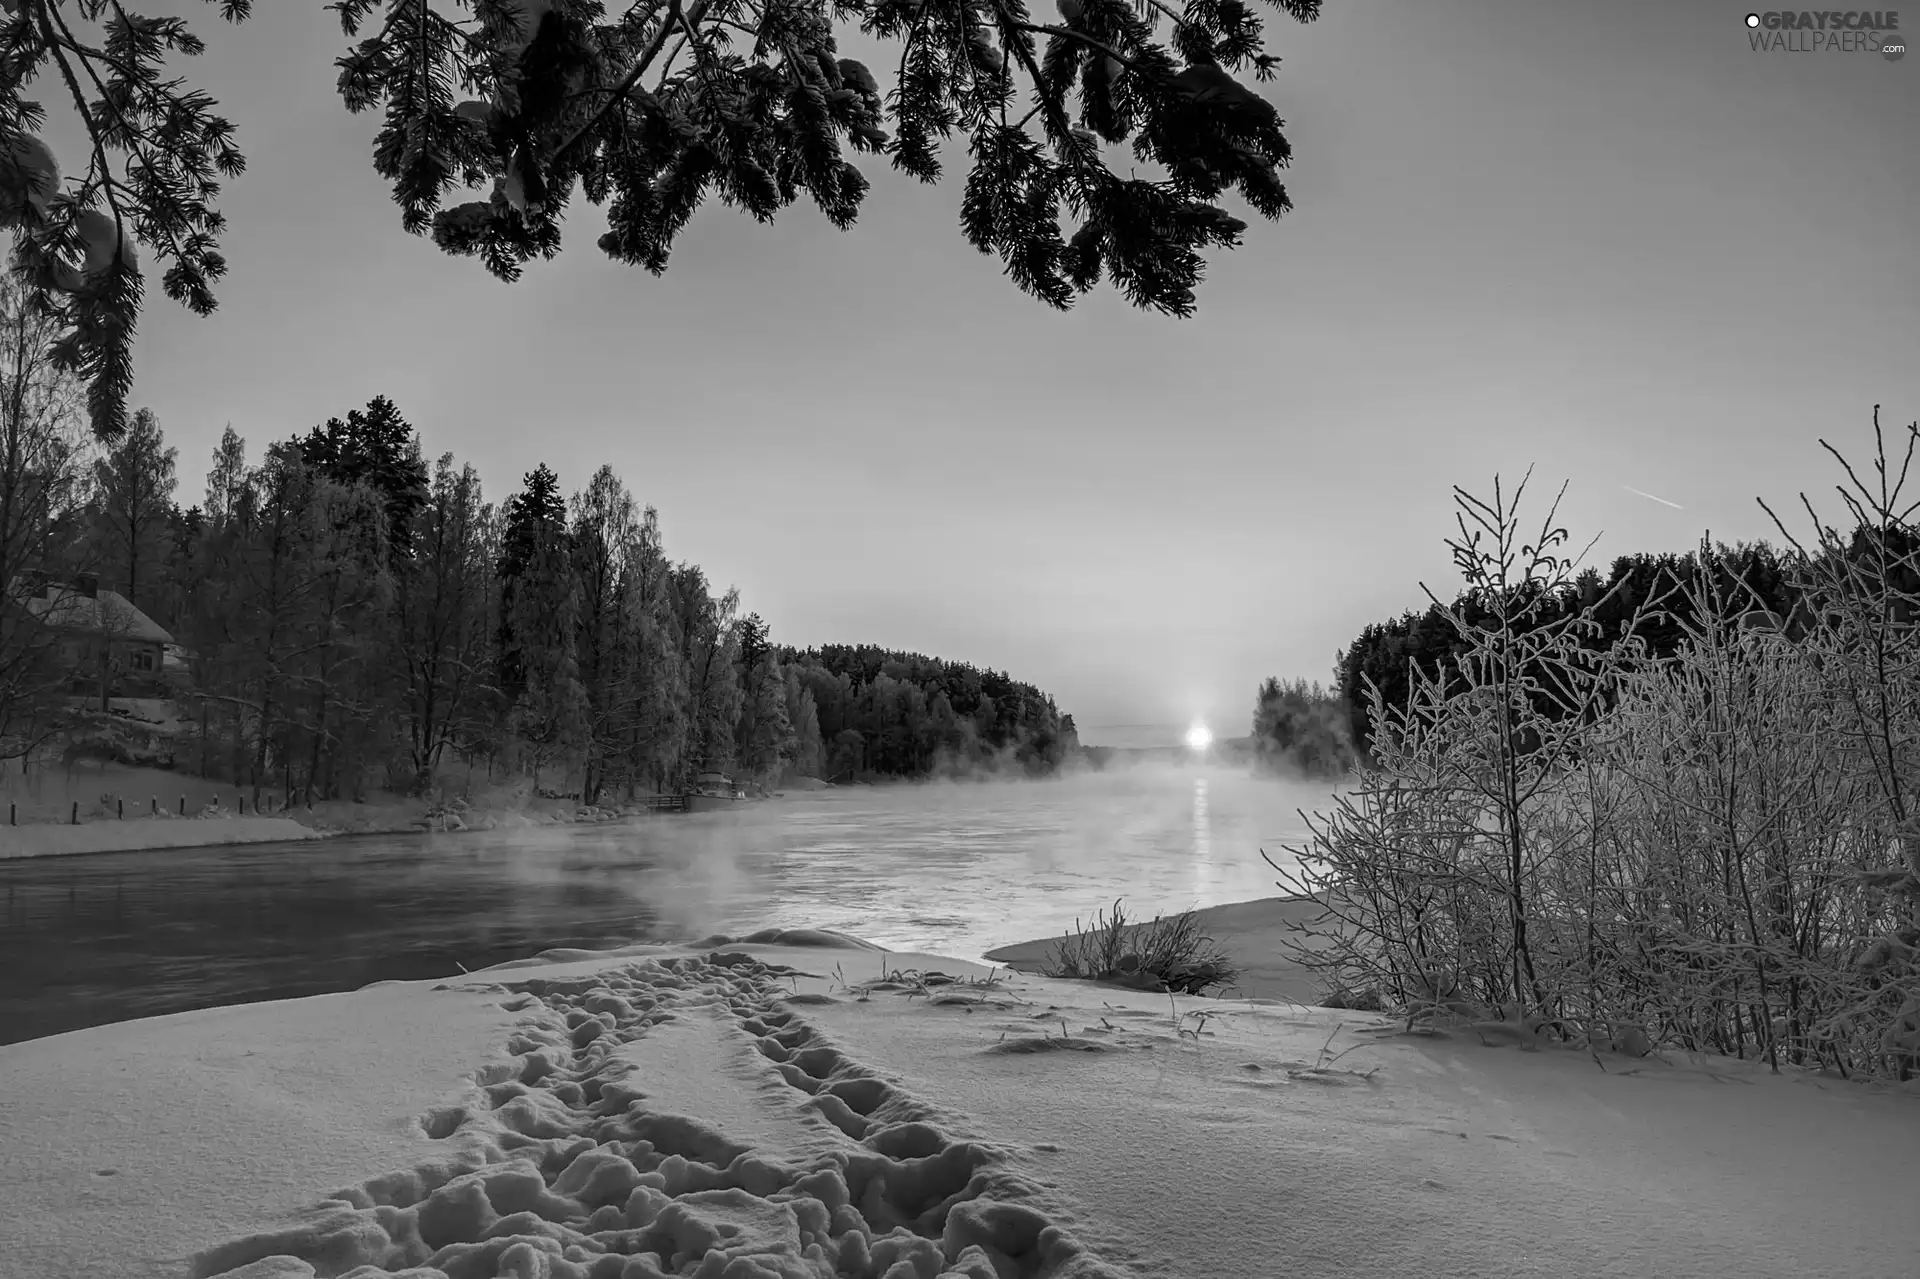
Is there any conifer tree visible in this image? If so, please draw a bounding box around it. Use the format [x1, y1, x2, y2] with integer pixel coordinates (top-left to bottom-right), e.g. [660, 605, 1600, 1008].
[202, 425, 248, 527]
[298, 396, 430, 563]
[495, 461, 566, 699]
[0, 0, 1320, 440]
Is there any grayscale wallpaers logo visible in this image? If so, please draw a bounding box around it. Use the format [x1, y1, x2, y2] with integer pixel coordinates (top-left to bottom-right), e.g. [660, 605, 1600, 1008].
[1745, 10, 1906, 58]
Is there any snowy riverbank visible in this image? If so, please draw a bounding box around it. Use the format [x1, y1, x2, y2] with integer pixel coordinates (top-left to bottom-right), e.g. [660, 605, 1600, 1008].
[0, 798, 676, 859]
[0, 758, 734, 859]
[0, 815, 321, 858]
[3, 911, 1917, 1278]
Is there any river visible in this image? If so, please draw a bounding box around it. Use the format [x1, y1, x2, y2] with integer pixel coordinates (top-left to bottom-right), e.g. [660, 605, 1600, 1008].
[0, 764, 1341, 1045]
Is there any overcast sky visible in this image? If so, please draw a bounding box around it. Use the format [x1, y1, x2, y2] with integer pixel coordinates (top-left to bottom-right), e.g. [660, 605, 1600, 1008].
[72, 1, 1919, 741]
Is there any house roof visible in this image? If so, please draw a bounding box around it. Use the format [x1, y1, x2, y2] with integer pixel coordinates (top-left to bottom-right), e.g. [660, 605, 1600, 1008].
[19, 584, 174, 645]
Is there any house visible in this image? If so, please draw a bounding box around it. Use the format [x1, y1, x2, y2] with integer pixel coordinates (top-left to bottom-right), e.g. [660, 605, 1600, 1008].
[10, 573, 176, 699]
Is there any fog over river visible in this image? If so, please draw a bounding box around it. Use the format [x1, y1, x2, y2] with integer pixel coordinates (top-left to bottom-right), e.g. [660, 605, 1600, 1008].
[0, 764, 1341, 1044]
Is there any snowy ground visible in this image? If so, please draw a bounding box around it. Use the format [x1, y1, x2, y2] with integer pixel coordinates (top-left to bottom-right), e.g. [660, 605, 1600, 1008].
[982, 894, 1346, 1002]
[0, 759, 674, 859]
[4, 913, 1916, 1279]
[0, 759, 264, 829]
[0, 815, 320, 858]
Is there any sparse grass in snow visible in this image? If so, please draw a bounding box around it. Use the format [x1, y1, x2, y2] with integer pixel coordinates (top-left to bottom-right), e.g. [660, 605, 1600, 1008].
[1040, 897, 1239, 996]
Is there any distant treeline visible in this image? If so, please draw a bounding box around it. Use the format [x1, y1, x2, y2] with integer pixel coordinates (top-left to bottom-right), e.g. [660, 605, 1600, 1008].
[1331, 540, 1813, 764]
[1247, 676, 1357, 779]
[1, 364, 1076, 798]
[776, 644, 1078, 781]
[1241, 539, 1853, 777]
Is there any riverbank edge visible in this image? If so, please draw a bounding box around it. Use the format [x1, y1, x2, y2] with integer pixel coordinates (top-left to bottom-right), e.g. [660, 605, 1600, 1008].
[0, 803, 674, 860]
[0, 816, 323, 859]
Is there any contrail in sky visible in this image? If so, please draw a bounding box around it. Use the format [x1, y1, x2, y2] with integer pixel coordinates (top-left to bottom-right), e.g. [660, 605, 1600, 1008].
[1622, 485, 1684, 510]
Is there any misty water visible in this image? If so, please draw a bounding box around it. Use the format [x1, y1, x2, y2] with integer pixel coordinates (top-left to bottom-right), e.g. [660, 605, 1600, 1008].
[0, 764, 1338, 1046]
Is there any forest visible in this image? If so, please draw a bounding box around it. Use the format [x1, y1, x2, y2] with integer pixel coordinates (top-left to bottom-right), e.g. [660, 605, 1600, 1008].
[1248, 497, 1899, 785]
[0, 287, 1075, 803]
[1329, 538, 1816, 765]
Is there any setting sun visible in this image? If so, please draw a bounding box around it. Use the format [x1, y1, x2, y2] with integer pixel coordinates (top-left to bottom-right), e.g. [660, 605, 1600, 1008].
[1185, 721, 1213, 750]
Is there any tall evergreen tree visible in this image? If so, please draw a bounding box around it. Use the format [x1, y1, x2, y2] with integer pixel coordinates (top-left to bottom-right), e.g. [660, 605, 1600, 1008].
[299, 396, 429, 563]
[490, 464, 585, 785]
[738, 613, 771, 674]
[203, 425, 248, 529]
[496, 462, 568, 701]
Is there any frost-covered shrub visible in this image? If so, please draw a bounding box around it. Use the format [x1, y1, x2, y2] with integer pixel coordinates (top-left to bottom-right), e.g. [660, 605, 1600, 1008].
[1272, 410, 1920, 1081]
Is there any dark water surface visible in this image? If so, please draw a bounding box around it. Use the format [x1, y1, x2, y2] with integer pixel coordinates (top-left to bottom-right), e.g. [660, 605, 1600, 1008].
[0, 768, 1336, 1045]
